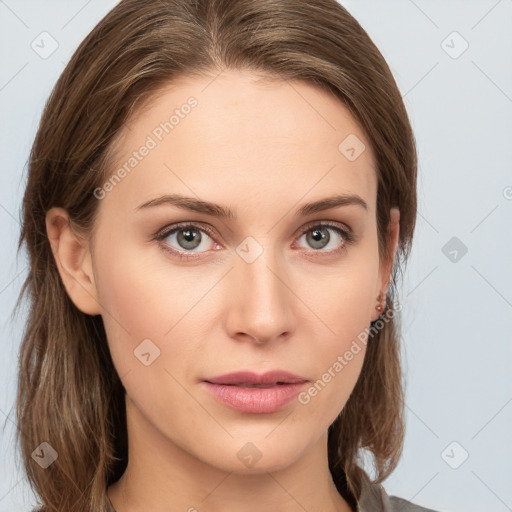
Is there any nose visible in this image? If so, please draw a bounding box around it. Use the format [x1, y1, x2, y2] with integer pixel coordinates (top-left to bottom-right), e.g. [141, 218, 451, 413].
[224, 246, 297, 346]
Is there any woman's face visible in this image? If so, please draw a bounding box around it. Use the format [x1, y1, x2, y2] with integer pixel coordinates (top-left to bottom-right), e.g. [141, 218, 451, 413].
[80, 69, 398, 473]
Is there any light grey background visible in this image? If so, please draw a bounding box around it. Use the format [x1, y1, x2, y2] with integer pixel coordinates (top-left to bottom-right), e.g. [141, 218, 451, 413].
[1, 1, 511, 511]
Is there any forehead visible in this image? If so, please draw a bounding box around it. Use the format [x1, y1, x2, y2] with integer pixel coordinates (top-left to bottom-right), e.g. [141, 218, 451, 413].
[101, 69, 377, 217]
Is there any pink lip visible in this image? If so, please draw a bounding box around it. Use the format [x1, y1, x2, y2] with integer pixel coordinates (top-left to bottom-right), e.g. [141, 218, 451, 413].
[201, 371, 309, 414]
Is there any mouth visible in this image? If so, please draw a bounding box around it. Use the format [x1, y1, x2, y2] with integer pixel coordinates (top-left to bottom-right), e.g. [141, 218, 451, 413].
[201, 370, 309, 414]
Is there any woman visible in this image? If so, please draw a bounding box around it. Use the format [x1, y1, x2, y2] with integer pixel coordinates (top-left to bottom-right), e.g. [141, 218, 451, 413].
[16, 0, 438, 510]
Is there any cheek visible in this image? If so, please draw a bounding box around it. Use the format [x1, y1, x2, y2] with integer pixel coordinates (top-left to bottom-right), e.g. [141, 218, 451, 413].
[296, 253, 378, 419]
[306, 250, 378, 350]
[91, 228, 212, 387]
[91, 228, 171, 370]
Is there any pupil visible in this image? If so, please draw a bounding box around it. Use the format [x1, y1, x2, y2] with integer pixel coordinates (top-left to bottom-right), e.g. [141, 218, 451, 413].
[183, 229, 195, 241]
[309, 228, 329, 249]
[178, 228, 201, 249]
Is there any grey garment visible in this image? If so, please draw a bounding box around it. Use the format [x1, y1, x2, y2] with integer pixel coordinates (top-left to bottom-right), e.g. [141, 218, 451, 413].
[358, 473, 439, 512]
[389, 497, 440, 512]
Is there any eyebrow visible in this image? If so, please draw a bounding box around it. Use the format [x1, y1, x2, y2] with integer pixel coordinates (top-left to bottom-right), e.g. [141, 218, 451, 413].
[135, 193, 368, 219]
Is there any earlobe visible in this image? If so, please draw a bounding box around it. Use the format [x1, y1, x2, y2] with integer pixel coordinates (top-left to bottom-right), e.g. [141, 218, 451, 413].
[45, 207, 101, 316]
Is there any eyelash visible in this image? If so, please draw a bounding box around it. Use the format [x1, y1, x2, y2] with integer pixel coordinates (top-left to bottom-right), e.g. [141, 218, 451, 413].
[153, 220, 355, 261]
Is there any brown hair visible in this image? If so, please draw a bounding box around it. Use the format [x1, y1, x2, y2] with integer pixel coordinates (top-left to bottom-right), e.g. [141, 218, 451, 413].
[15, 0, 417, 510]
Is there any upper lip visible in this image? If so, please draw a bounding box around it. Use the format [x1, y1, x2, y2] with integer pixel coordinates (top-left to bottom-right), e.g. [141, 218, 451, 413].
[203, 370, 308, 386]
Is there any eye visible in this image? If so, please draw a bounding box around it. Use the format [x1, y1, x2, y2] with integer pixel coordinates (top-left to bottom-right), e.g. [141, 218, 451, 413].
[153, 221, 355, 260]
[294, 221, 353, 255]
[154, 222, 219, 260]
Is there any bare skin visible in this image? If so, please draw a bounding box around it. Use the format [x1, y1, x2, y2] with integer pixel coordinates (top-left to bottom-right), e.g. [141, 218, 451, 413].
[46, 69, 400, 512]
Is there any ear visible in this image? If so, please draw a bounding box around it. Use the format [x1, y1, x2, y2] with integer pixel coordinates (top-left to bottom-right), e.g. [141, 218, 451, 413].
[45, 207, 101, 316]
[371, 207, 400, 322]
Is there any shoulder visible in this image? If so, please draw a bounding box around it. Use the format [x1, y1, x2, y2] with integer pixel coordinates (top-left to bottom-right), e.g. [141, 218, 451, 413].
[357, 471, 439, 512]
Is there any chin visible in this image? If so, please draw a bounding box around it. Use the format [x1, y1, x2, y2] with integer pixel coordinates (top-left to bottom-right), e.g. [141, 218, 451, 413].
[200, 436, 308, 475]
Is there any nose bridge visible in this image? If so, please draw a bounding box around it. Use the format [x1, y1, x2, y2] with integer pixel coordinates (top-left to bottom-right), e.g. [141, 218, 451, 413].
[228, 237, 295, 342]
[241, 245, 283, 304]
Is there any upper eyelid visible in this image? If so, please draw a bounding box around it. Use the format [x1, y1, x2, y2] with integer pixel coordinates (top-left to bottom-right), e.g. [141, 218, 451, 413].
[294, 220, 352, 238]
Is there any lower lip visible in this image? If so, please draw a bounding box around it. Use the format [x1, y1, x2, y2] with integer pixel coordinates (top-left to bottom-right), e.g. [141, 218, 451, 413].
[202, 381, 307, 414]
